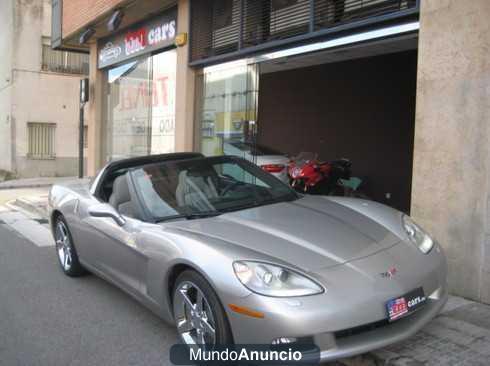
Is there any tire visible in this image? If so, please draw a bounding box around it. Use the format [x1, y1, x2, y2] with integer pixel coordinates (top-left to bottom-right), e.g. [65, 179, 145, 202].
[173, 270, 233, 349]
[53, 215, 86, 277]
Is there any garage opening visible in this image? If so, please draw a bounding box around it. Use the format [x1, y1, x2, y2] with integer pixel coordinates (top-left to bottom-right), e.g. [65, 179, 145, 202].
[256, 36, 418, 213]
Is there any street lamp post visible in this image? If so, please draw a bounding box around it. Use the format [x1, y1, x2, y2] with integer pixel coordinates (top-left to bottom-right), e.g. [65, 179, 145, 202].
[79, 78, 89, 179]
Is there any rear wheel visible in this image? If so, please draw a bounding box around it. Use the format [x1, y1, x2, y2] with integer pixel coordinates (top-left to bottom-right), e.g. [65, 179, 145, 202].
[54, 216, 86, 277]
[173, 270, 233, 350]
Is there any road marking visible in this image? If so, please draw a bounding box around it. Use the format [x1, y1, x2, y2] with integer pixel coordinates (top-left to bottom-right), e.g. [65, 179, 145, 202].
[0, 207, 54, 247]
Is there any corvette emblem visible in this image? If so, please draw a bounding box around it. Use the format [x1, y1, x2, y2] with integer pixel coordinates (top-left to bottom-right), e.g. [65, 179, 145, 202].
[380, 267, 397, 279]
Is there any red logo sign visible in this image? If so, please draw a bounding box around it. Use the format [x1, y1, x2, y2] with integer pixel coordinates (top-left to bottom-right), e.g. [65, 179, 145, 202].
[388, 298, 408, 320]
[125, 28, 147, 55]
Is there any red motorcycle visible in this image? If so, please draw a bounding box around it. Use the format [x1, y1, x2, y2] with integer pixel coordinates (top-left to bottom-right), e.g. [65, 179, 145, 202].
[288, 152, 353, 195]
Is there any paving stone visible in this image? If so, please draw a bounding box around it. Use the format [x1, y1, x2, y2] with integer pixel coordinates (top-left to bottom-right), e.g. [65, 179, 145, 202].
[441, 296, 475, 313]
[369, 307, 490, 365]
[444, 302, 490, 330]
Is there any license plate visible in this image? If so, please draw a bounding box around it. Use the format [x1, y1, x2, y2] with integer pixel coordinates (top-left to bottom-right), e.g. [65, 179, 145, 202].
[387, 287, 426, 322]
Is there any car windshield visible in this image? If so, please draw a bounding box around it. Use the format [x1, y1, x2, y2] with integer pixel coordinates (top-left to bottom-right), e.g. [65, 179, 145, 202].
[130, 156, 298, 222]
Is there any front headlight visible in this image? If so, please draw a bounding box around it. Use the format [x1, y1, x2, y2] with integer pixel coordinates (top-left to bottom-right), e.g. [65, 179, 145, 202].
[402, 215, 434, 254]
[233, 261, 324, 297]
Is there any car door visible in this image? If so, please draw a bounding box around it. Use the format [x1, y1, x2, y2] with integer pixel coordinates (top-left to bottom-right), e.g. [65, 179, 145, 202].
[83, 208, 147, 295]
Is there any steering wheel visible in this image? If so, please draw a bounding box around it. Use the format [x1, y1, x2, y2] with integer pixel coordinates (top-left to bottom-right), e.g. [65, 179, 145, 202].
[220, 180, 245, 196]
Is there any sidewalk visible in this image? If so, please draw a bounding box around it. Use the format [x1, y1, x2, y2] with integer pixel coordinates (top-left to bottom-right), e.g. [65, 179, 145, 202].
[0, 176, 79, 190]
[0, 176, 85, 217]
[346, 296, 490, 365]
[9, 194, 50, 218]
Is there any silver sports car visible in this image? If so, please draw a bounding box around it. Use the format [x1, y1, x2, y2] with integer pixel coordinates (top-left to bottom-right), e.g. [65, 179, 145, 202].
[48, 153, 447, 362]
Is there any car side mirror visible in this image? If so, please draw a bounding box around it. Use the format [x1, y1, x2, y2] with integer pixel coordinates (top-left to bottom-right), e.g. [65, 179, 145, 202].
[88, 203, 126, 226]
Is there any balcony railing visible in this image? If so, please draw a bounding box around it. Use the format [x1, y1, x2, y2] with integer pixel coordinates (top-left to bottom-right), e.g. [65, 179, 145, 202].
[190, 0, 419, 65]
[42, 44, 89, 75]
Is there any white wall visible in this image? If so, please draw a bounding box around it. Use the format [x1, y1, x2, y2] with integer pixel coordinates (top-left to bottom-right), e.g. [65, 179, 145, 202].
[0, 0, 14, 172]
[6, 0, 84, 177]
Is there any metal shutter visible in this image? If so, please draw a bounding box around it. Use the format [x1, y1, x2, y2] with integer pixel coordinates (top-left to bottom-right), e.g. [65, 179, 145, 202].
[190, 0, 419, 63]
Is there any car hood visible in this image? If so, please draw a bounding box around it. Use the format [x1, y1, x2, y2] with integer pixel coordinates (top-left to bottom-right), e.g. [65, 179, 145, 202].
[169, 196, 402, 271]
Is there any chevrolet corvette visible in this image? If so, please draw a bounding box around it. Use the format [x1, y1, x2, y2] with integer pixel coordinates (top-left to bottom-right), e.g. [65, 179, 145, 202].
[48, 153, 447, 361]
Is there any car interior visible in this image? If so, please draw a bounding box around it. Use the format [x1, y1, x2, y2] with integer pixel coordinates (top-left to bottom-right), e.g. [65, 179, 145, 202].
[175, 167, 220, 212]
[108, 173, 139, 219]
[93, 153, 205, 221]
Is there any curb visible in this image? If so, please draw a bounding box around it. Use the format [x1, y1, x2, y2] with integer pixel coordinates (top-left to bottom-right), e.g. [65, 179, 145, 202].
[10, 198, 49, 219]
[0, 183, 54, 191]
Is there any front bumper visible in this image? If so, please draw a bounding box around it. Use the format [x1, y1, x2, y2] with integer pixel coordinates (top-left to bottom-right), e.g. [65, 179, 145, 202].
[319, 285, 447, 361]
[223, 242, 448, 362]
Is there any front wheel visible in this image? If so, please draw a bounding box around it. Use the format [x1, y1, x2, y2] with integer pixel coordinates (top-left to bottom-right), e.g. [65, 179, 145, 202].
[54, 216, 86, 277]
[173, 270, 233, 350]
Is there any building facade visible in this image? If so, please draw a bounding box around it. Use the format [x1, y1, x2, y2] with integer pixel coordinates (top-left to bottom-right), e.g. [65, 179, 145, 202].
[0, 0, 89, 178]
[54, 0, 490, 304]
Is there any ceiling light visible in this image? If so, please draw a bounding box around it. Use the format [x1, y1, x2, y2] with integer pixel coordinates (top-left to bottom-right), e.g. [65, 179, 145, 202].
[107, 9, 124, 32]
[79, 28, 95, 44]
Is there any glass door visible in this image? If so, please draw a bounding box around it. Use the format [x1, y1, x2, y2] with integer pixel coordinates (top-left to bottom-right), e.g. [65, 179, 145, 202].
[103, 49, 177, 163]
[196, 61, 260, 165]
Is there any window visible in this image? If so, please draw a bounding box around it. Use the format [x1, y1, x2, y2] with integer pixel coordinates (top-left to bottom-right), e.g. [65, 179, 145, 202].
[27, 123, 56, 159]
[271, 0, 298, 11]
[103, 50, 177, 163]
[197, 63, 259, 158]
[42, 37, 89, 75]
[213, 0, 233, 29]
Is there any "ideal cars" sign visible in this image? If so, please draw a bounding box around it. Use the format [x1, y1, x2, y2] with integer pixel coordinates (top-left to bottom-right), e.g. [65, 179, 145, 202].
[98, 8, 177, 69]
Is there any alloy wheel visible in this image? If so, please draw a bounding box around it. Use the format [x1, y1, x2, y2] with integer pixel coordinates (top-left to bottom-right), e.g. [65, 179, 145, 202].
[174, 281, 216, 349]
[55, 221, 72, 271]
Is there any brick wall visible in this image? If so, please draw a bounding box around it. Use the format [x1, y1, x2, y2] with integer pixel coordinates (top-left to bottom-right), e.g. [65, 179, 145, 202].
[62, 0, 126, 37]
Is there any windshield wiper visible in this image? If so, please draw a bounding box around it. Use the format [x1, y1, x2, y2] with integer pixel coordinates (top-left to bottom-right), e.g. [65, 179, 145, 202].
[156, 211, 222, 223]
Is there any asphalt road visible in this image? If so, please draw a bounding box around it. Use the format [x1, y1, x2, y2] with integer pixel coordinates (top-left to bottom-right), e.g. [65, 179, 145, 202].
[0, 223, 179, 366]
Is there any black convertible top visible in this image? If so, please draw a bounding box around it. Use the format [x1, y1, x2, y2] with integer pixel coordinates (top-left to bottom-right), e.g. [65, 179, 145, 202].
[91, 152, 204, 198]
[103, 153, 204, 172]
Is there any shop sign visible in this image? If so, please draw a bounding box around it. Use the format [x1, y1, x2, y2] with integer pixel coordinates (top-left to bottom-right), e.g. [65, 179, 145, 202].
[98, 8, 177, 68]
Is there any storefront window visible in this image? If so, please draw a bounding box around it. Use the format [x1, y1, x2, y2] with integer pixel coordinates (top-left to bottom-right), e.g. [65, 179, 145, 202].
[103, 49, 177, 162]
[196, 61, 259, 162]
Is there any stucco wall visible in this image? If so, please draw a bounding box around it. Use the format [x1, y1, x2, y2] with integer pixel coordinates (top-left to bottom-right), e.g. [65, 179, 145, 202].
[174, 0, 195, 154]
[0, 0, 14, 172]
[412, 0, 490, 303]
[3, 0, 84, 178]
